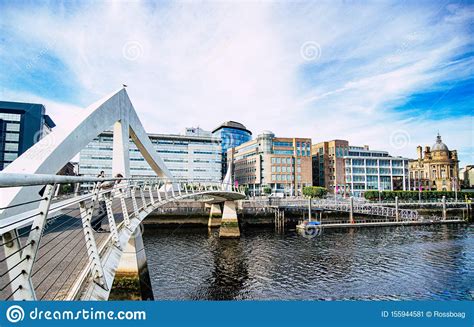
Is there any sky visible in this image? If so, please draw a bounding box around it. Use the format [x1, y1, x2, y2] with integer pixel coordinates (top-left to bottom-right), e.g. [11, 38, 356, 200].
[0, 0, 473, 166]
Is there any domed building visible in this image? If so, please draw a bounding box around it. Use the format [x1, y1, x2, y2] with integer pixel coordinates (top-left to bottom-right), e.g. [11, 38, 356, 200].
[409, 134, 459, 191]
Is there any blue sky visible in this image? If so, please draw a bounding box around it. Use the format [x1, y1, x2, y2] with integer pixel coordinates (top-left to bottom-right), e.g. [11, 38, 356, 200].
[0, 0, 472, 166]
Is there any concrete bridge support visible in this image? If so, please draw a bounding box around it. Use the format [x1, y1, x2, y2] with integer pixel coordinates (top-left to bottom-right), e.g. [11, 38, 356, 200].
[111, 225, 154, 300]
[219, 201, 240, 238]
[208, 203, 222, 228]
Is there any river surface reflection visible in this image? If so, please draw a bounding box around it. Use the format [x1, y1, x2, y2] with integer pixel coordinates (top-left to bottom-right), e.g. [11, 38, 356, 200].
[143, 224, 473, 300]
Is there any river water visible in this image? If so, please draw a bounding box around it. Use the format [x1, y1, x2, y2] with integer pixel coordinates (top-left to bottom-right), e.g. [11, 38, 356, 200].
[142, 223, 473, 300]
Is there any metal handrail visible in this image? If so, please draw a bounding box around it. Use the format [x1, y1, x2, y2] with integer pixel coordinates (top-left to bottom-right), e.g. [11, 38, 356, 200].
[0, 172, 233, 188]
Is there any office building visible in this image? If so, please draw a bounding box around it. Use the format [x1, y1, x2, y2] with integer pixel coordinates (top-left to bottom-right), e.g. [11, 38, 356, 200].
[212, 121, 252, 178]
[312, 140, 349, 192]
[228, 131, 312, 195]
[344, 145, 409, 197]
[79, 129, 222, 181]
[312, 140, 409, 197]
[409, 134, 460, 191]
[0, 101, 55, 170]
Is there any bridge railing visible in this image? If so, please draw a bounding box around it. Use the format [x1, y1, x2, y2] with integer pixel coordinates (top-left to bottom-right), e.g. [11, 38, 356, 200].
[241, 197, 421, 221]
[0, 172, 244, 301]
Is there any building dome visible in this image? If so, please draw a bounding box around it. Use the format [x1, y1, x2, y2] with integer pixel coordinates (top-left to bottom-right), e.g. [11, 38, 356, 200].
[432, 133, 449, 152]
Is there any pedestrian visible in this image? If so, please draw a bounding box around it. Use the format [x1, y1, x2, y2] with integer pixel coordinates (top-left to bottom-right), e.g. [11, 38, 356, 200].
[92, 173, 124, 233]
[92, 171, 108, 233]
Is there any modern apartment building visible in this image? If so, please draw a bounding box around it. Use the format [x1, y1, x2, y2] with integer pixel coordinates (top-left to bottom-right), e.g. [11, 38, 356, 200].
[212, 121, 252, 178]
[0, 101, 55, 170]
[312, 140, 409, 197]
[228, 131, 312, 195]
[79, 128, 222, 181]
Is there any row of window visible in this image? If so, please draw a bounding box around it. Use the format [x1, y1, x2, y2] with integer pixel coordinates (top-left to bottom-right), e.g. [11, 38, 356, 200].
[346, 168, 405, 175]
[346, 175, 395, 183]
[273, 141, 292, 147]
[346, 159, 406, 167]
[4, 133, 19, 142]
[271, 166, 302, 173]
[271, 157, 304, 165]
[0, 113, 21, 122]
[271, 174, 302, 181]
[3, 142, 18, 152]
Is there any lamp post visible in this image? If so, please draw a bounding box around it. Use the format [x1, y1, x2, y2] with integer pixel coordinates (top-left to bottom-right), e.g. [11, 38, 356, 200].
[418, 179, 422, 204]
[452, 177, 458, 202]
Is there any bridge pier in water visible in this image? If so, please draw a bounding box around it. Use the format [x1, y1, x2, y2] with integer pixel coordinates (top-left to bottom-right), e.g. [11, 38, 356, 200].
[111, 225, 154, 300]
[208, 203, 222, 227]
[219, 201, 240, 238]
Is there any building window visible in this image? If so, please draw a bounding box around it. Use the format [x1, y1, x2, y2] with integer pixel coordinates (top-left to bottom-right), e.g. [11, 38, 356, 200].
[4, 153, 18, 161]
[6, 123, 20, 132]
[5, 133, 19, 142]
[0, 113, 21, 121]
[4, 143, 18, 152]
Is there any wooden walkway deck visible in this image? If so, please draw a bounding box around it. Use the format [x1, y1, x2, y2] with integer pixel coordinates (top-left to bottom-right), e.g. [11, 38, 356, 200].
[0, 196, 142, 300]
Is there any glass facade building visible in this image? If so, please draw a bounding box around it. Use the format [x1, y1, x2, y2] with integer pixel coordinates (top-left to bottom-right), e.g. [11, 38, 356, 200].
[212, 121, 252, 178]
[344, 146, 409, 197]
[79, 129, 222, 182]
[0, 101, 55, 170]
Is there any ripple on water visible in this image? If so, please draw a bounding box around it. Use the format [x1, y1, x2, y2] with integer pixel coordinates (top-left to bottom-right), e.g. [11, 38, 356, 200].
[143, 224, 474, 300]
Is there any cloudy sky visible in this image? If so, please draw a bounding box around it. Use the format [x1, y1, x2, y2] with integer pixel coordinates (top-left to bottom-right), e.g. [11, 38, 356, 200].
[0, 0, 472, 166]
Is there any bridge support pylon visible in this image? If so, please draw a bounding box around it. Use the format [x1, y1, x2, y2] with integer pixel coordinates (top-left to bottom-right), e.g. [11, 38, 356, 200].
[208, 203, 222, 228]
[219, 201, 240, 238]
[111, 224, 154, 300]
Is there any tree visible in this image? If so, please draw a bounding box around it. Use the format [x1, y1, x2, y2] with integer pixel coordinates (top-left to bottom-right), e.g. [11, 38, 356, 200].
[303, 186, 328, 198]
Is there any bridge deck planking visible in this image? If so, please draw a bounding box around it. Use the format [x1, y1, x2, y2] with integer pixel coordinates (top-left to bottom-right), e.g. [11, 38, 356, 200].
[0, 197, 132, 300]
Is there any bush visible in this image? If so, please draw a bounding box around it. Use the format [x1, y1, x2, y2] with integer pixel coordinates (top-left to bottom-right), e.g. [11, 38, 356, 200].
[303, 186, 328, 198]
[364, 190, 474, 201]
[263, 186, 272, 195]
[60, 184, 73, 195]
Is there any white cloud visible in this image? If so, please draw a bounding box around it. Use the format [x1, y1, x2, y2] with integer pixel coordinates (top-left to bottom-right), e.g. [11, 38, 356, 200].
[0, 1, 472, 166]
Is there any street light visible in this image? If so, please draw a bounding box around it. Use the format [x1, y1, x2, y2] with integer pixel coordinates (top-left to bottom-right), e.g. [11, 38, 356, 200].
[452, 177, 458, 202]
[419, 179, 422, 203]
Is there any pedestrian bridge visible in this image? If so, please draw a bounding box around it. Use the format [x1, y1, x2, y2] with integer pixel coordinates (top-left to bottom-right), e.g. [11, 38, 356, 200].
[0, 88, 244, 301]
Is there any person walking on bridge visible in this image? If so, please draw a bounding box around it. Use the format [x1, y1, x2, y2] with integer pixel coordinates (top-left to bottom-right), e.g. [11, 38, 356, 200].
[92, 172, 125, 233]
[92, 171, 108, 233]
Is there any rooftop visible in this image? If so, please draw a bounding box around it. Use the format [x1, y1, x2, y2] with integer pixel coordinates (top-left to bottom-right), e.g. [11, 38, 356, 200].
[211, 121, 252, 134]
